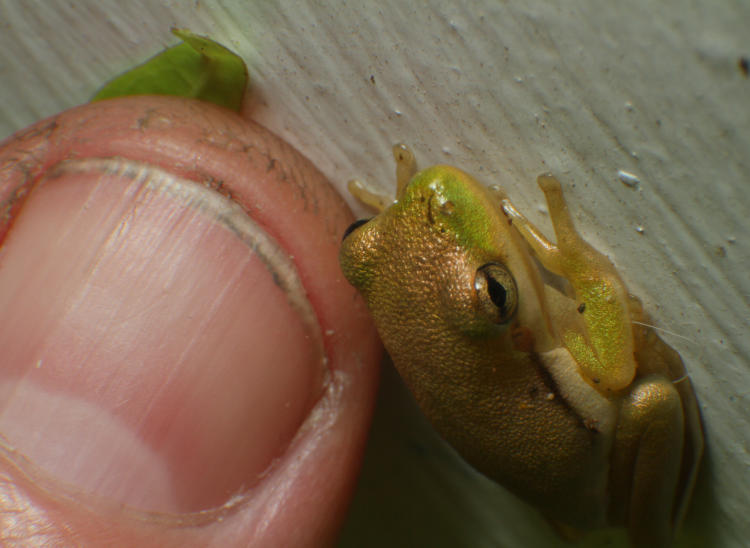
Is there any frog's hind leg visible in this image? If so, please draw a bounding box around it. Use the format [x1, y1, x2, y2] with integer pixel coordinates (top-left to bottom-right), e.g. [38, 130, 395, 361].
[629, 297, 704, 534]
[611, 374, 685, 548]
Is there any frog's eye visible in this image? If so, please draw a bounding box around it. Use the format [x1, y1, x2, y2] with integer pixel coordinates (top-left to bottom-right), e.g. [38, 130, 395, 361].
[342, 218, 371, 241]
[474, 263, 518, 324]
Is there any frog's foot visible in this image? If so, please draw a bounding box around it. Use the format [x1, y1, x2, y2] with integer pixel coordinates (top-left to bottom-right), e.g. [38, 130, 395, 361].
[501, 174, 636, 391]
[346, 144, 417, 213]
[611, 374, 684, 548]
[347, 178, 392, 212]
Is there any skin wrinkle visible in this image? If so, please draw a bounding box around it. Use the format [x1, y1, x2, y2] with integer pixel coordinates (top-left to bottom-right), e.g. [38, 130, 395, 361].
[0, 462, 71, 545]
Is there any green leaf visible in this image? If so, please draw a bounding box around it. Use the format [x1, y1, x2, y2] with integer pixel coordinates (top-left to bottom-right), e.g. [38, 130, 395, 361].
[91, 29, 248, 112]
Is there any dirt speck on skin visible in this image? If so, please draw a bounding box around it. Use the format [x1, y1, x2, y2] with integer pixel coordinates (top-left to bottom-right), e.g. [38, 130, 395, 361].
[135, 107, 178, 130]
[11, 119, 58, 144]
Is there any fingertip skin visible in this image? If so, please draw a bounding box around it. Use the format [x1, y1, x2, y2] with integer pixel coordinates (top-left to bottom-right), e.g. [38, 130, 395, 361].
[1, 96, 368, 370]
[0, 96, 382, 546]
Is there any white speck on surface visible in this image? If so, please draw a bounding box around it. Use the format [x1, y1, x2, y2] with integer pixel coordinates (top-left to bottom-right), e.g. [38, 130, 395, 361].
[636, 225, 645, 233]
[624, 101, 634, 111]
[617, 170, 641, 188]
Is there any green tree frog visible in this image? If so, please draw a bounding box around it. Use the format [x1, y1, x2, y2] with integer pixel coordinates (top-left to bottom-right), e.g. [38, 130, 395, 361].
[339, 145, 703, 547]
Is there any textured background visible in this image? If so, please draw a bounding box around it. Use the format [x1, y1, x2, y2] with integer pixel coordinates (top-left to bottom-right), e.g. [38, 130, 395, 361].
[1, 2, 747, 546]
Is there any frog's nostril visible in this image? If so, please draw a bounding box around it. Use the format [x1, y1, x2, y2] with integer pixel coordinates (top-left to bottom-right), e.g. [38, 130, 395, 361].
[342, 219, 370, 241]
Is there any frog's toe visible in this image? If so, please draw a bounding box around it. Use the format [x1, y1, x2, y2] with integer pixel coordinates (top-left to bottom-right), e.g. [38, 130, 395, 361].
[537, 173, 562, 192]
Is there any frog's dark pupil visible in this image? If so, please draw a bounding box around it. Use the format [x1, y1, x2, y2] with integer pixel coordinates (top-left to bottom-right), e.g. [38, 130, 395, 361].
[486, 275, 507, 311]
[342, 218, 370, 241]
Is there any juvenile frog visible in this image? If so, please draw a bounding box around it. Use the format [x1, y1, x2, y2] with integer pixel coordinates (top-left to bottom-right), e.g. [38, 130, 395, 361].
[339, 145, 703, 547]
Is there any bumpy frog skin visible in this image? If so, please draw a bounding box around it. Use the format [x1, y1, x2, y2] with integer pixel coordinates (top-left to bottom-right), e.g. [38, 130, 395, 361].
[340, 145, 703, 547]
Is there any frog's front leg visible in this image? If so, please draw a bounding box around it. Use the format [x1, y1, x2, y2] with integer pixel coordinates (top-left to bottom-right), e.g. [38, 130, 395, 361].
[347, 144, 417, 212]
[500, 174, 635, 391]
[611, 374, 685, 547]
